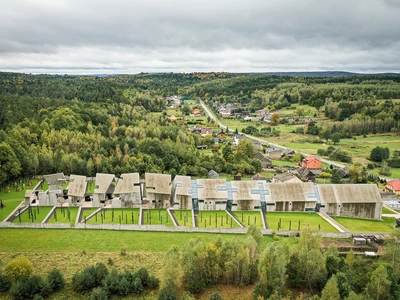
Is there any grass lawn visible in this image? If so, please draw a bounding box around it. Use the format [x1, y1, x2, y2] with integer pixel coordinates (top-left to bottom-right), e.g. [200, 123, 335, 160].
[233, 211, 264, 228]
[382, 207, 398, 214]
[197, 211, 240, 229]
[11, 206, 53, 223]
[0, 178, 46, 221]
[80, 208, 98, 223]
[332, 216, 397, 233]
[174, 210, 193, 227]
[0, 228, 275, 252]
[47, 207, 80, 226]
[86, 180, 95, 194]
[86, 208, 140, 225]
[271, 159, 298, 167]
[266, 212, 338, 232]
[143, 209, 174, 226]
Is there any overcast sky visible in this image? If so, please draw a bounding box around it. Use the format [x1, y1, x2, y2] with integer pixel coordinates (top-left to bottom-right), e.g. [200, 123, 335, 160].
[1, 0, 400, 74]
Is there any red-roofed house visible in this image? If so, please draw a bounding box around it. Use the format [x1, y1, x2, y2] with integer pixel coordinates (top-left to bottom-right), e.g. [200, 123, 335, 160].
[301, 156, 322, 170]
[385, 181, 400, 195]
[200, 128, 213, 136]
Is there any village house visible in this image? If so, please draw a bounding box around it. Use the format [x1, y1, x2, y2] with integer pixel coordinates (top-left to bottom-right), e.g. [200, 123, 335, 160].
[265, 147, 282, 160]
[272, 172, 302, 183]
[200, 128, 213, 136]
[192, 108, 201, 116]
[253, 152, 273, 168]
[301, 155, 322, 170]
[385, 180, 400, 195]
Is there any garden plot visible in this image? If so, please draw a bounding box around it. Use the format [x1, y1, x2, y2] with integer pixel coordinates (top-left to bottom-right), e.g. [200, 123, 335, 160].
[142, 209, 174, 226]
[232, 211, 264, 228]
[86, 208, 140, 225]
[174, 210, 193, 227]
[47, 207, 79, 226]
[197, 211, 240, 229]
[12, 206, 53, 223]
[266, 212, 338, 232]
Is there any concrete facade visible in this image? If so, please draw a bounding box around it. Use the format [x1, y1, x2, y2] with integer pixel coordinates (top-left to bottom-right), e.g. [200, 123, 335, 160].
[68, 175, 88, 206]
[93, 173, 116, 207]
[145, 173, 171, 208]
[113, 173, 141, 208]
[171, 175, 192, 209]
[43, 173, 67, 206]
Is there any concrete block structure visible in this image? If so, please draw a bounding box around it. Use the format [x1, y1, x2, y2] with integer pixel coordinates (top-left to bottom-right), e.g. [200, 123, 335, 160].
[145, 173, 171, 208]
[43, 173, 66, 206]
[230, 181, 267, 211]
[265, 182, 318, 212]
[93, 173, 116, 207]
[113, 173, 141, 208]
[67, 175, 88, 206]
[195, 179, 228, 210]
[318, 184, 382, 219]
[171, 175, 192, 209]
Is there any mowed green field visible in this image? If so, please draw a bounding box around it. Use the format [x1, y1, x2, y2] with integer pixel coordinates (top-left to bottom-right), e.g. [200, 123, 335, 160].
[174, 210, 193, 227]
[47, 207, 80, 226]
[80, 208, 98, 223]
[86, 208, 140, 225]
[0, 228, 275, 252]
[197, 211, 240, 229]
[332, 216, 397, 233]
[266, 212, 338, 232]
[233, 211, 264, 228]
[0, 178, 47, 221]
[143, 209, 174, 226]
[11, 206, 53, 223]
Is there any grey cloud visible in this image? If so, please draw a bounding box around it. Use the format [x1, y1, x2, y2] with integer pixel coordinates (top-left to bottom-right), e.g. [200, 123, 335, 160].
[0, 0, 399, 73]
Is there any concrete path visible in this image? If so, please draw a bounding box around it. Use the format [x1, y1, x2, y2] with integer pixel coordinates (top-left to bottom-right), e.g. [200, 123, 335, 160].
[317, 211, 350, 232]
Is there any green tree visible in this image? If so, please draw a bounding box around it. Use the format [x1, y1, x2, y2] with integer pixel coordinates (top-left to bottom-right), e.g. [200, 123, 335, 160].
[0, 142, 21, 185]
[47, 268, 64, 292]
[271, 113, 280, 126]
[237, 138, 256, 159]
[366, 265, 391, 300]
[320, 275, 340, 300]
[4, 256, 33, 282]
[370, 146, 390, 162]
[331, 133, 341, 145]
[88, 287, 108, 300]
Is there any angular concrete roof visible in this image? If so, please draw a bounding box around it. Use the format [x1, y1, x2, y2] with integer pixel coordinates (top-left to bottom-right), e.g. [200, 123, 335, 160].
[267, 182, 315, 202]
[173, 175, 192, 196]
[114, 173, 140, 195]
[196, 179, 228, 200]
[94, 173, 115, 194]
[318, 184, 382, 204]
[43, 173, 66, 189]
[25, 190, 33, 198]
[145, 173, 171, 194]
[68, 175, 87, 198]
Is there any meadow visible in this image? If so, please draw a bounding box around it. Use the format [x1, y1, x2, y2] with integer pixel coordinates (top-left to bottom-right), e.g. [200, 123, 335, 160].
[86, 208, 140, 225]
[332, 216, 397, 233]
[232, 211, 264, 228]
[11, 206, 53, 223]
[47, 207, 80, 226]
[174, 209, 193, 227]
[142, 209, 174, 226]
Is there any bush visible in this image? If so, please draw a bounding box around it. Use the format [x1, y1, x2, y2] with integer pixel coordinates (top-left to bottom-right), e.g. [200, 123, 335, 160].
[94, 263, 108, 286]
[132, 277, 143, 294]
[148, 275, 160, 290]
[118, 277, 130, 296]
[0, 273, 11, 292]
[47, 268, 64, 292]
[4, 256, 33, 281]
[158, 285, 177, 300]
[89, 287, 109, 300]
[102, 269, 120, 295]
[33, 295, 44, 300]
[209, 292, 222, 299]
[136, 267, 149, 287]
[10, 275, 48, 300]
[72, 270, 96, 292]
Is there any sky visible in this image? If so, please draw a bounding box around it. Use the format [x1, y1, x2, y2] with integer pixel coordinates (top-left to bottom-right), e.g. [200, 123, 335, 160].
[1, 0, 400, 74]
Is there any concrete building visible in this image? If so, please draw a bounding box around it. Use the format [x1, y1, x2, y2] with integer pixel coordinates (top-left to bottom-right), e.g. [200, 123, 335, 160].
[43, 173, 67, 206]
[93, 173, 116, 207]
[318, 184, 382, 219]
[170, 175, 192, 209]
[145, 173, 171, 208]
[265, 148, 282, 160]
[272, 172, 302, 183]
[67, 175, 88, 206]
[113, 173, 141, 208]
[230, 181, 267, 211]
[195, 179, 228, 210]
[265, 182, 318, 212]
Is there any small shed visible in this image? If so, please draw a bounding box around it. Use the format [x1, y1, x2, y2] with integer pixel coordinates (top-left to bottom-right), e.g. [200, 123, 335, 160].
[208, 170, 220, 179]
[353, 238, 366, 245]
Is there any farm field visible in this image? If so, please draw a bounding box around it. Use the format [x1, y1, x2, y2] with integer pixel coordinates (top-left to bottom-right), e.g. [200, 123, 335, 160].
[86, 208, 140, 225]
[266, 212, 338, 232]
[47, 207, 80, 226]
[174, 209, 193, 227]
[11, 206, 53, 223]
[197, 210, 240, 228]
[233, 211, 264, 228]
[143, 209, 174, 226]
[332, 216, 397, 233]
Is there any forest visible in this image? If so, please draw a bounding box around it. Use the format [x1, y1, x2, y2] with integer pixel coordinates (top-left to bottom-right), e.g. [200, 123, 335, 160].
[1, 72, 400, 186]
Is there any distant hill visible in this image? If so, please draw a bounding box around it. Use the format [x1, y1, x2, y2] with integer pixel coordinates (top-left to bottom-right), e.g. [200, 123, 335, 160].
[255, 71, 400, 77]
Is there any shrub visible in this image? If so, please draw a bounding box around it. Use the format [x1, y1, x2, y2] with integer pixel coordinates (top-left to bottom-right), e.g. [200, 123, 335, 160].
[72, 270, 96, 292]
[33, 295, 44, 300]
[132, 277, 143, 294]
[0, 273, 11, 292]
[4, 256, 33, 281]
[102, 269, 120, 295]
[118, 277, 130, 296]
[148, 275, 160, 290]
[209, 292, 222, 299]
[47, 268, 64, 292]
[10, 275, 48, 300]
[94, 263, 108, 286]
[136, 267, 149, 287]
[120, 248, 128, 256]
[107, 258, 114, 266]
[89, 287, 109, 300]
[158, 285, 177, 300]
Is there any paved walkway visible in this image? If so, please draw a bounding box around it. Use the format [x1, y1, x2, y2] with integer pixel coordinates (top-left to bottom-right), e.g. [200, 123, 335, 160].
[317, 211, 350, 232]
